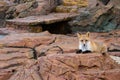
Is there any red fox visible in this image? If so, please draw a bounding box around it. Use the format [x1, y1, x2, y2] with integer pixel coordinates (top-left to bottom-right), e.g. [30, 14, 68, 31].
[76, 32, 107, 55]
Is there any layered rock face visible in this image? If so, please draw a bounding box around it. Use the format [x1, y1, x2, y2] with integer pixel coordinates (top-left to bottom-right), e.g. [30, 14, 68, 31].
[0, 31, 120, 80]
[70, 0, 120, 32]
[9, 54, 120, 80]
[0, 1, 9, 27]
[6, 13, 78, 33]
[0, 0, 59, 23]
[0, 0, 60, 27]
[55, 0, 88, 13]
[1, 0, 119, 32]
[6, 0, 58, 19]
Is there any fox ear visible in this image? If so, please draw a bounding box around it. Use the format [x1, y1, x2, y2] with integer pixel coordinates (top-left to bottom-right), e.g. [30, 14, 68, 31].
[77, 33, 81, 38]
[86, 32, 90, 37]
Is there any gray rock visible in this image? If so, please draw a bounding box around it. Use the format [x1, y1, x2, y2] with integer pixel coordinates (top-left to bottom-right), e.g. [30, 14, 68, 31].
[0, 1, 9, 27]
[70, 0, 120, 32]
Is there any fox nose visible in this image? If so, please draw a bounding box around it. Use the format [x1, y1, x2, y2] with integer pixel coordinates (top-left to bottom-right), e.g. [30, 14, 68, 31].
[83, 44, 85, 46]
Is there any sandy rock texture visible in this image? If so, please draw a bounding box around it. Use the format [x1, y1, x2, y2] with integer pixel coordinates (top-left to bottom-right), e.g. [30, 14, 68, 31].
[8, 54, 120, 80]
[0, 0, 9, 27]
[1, 0, 119, 33]
[70, 0, 120, 32]
[6, 0, 59, 18]
[55, 0, 88, 13]
[0, 30, 119, 80]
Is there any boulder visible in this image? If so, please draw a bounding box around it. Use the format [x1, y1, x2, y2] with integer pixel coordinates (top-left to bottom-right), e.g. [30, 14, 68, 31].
[0, 28, 28, 34]
[35, 35, 78, 56]
[0, 30, 120, 56]
[0, 1, 9, 27]
[6, 13, 78, 33]
[0, 1, 8, 12]
[55, 0, 88, 13]
[15, 1, 36, 14]
[6, 0, 59, 19]
[6, 0, 37, 18]
[9, 0, 35, 4]
[6, 13, 78, 25]
[55, 5, 78, 13]
[0, 31, 119, 79]
[0, 31, 54, 48]
[29, 0, 58, 15]
[62, 0, 88, 7]
[70, 0, 120, 32]
[8, 54, 120, 80]
[0, 47, 34, 80]
[0, 70, 13, 80]
[0, 31, 54, 80]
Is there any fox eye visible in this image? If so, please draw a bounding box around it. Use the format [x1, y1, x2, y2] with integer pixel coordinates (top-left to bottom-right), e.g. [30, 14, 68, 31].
[85, 40, 88, 42]
[81, 40, 83, 42]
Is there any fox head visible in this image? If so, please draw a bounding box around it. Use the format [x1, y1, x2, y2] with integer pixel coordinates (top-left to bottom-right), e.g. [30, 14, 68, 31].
[77, 32, 91, 52]
[77, 32, 90, 44]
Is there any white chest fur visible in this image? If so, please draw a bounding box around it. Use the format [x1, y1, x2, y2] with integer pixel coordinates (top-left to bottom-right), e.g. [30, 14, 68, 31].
[79, 41, 92, 52]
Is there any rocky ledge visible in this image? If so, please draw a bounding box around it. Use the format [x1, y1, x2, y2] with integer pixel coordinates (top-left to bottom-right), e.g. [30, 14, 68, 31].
[6, 13, 78, 33]
[0, 30, 120, 80]
[8, 54, 120, 80]
[6, 13, 78, 25]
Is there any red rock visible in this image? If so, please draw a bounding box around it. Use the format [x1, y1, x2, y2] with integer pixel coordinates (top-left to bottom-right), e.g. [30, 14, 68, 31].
[29, 0, 58, 16]
[0, 48, 33, 69]
[6, 13, 78, 32]
[15, 1, 36, 13]
[0, 70, 13, 80]
[6, 13, 78, 25]
[8, 54, 120, 80]
[36, 35, 78, 56]
[0, 31, 119, 80]
[6, 0, 59, 18]
[0, 47, 34, 80]
[0, 31, 54, 48]
[109, 52, 120, 57]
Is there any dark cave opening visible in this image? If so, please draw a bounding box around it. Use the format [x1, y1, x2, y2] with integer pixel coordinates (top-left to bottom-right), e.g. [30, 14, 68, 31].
[41, 21, 72, 34]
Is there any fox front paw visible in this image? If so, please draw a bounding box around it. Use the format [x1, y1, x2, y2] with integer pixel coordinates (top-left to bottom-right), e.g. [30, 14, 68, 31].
[76, 49, 82, 54]
[82, 50, 91, 54]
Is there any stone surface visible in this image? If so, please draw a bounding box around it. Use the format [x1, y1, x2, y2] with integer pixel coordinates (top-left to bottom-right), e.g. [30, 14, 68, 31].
[35, 35, 78, 56]
[0, 47, 34, 80]
[62, 0, 88, 6]
[6, 13, 78, 33]
[9, 54, 120, 80]
[29, 0, 58, 16]
[0, 28, 28, 34]
[70, 0, 120, 32]
[0, 1, 9, 27]
[0, 31, 54, 80]
[0, 70, 13, 80]
[6, 0, 59, 18]
[0, 1, 8, 12]
[55, 0, 88, 13]
[110, 55, 120, 64]
[0, 30, 119, 56]
[0, 31, 55, 48]
[35, 30, 120, 57]
[0, 0, 120, 33]
[0, 30, 120, 80]
[55, 5, 78, 13]
[0, 0, 120, 80]
[0, 0, 60, 27]
[6, 13, 78, 25]
[109, 52, 120, 57]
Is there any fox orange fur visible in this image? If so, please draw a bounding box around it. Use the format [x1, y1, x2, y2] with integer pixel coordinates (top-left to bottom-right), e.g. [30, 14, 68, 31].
[77, 32, 107, 55]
